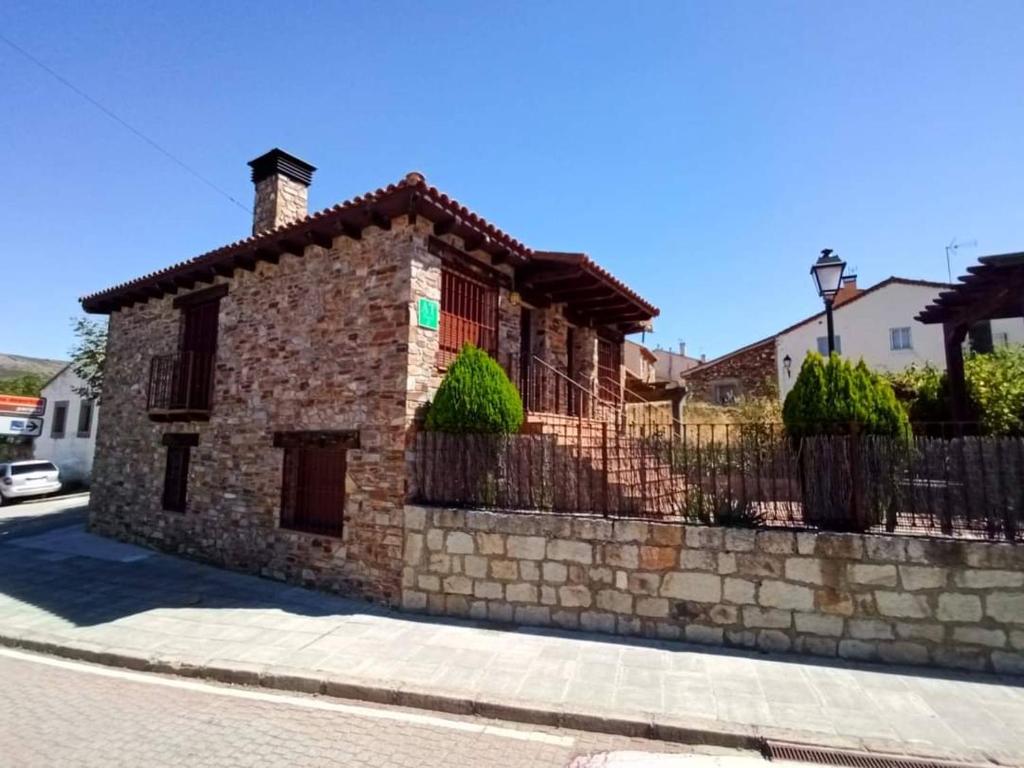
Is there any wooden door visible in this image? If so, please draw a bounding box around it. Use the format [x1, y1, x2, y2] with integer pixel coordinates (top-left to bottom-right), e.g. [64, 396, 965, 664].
[597, 338, 622, 405]
[179, 300, 219, 410]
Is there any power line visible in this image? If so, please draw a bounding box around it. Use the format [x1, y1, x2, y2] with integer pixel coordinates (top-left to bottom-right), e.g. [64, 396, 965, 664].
[0, 32, 251, 213]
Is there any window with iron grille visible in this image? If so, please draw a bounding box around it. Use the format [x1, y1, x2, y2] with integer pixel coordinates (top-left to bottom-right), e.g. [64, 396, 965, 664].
[437, 266, 498, 368]
[161, 433, 197, 512]
[275, 431, 358, 538]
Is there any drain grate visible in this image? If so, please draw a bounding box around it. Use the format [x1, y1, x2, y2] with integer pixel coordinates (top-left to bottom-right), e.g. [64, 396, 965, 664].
[763, 740, 986, 768]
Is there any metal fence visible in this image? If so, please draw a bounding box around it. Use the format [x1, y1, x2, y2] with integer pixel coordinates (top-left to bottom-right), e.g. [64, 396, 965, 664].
[410, 422, 1023, 541]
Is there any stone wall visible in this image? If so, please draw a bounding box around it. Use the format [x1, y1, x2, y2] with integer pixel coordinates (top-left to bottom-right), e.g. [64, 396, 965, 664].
[402, 505, 1024, 674]
[252, 173, 309, 234]
[90, 221, 431, 602]
[682, 338, 777, 403]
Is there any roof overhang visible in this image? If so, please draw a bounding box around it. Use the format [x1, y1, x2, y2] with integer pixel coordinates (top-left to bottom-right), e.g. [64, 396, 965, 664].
[917, 252, 1024, 326]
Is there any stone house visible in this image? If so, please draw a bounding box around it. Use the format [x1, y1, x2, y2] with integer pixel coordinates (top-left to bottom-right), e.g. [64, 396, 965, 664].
[81, 149, 658, 602]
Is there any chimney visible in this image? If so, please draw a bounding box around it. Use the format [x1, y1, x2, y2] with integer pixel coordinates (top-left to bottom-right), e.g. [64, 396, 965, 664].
[833, 274, 861, 307]
[679, 341, 687, 357]
[247, 148, 317, 235]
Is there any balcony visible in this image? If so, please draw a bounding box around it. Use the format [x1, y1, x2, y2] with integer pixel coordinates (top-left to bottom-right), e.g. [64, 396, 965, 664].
[147, 352, 215, 421]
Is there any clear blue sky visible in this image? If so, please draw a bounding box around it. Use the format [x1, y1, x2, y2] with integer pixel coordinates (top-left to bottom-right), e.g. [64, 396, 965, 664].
[3, 1, 1023, 361]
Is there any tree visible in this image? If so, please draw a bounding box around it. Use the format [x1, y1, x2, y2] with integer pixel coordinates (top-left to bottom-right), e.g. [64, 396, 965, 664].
[0, 373, 46, 397]
[69, 317, 108, 402]
[783, 352, 908, 437]
[425, 344, 524, 434]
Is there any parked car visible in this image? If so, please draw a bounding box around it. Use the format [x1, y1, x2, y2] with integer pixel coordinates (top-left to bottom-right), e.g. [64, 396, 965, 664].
[0, 460, 62, 505]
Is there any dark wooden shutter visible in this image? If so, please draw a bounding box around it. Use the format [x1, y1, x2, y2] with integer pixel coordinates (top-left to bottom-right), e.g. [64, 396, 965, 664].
[178, 299, 219, 411]
[280, 444, 346, 536]
[597, 338, 622, 404]
[438, 267, 498, 368]
[162, 445, 191, 512]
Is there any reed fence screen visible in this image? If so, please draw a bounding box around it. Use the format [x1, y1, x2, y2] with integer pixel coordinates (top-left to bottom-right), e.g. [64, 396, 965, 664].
[410, 423, 1023, 541]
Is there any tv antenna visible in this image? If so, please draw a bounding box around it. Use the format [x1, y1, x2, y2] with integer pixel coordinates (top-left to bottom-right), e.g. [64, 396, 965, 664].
[945, 238, 977, 283]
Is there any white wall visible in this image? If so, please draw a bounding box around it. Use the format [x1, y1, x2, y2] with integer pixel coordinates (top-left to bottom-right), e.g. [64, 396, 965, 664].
[32, 366, 98, 486]
[776, 282, 1024, 399]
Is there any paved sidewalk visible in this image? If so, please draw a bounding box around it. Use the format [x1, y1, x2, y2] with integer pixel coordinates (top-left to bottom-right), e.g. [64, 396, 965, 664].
[1, 524, 1022, 764]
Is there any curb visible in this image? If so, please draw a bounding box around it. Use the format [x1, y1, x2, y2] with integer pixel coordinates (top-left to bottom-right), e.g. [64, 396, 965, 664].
[0, 630, 1005, 765]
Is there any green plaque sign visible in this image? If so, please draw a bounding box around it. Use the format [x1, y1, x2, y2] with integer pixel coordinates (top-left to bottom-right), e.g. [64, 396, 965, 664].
[417, 297, 439, 330]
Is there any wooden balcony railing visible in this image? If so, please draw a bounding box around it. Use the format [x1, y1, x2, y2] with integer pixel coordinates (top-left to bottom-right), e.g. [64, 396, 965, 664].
[147, 351, 215, 420]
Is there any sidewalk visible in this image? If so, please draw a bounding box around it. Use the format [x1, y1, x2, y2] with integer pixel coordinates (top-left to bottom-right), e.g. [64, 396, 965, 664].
[1, 523, 1021, 764]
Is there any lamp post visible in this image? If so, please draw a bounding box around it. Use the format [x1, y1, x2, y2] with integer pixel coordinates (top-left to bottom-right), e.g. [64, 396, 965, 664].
[810, 249, 846, 356]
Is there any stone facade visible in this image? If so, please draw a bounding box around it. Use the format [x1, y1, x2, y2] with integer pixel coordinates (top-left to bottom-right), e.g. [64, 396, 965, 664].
[402, 505, 1024, 674]
[252, 173, 310, 234]
[91, 223, 427, 602]
[90, 217, 626, 602]
[682, 337, 776, 403]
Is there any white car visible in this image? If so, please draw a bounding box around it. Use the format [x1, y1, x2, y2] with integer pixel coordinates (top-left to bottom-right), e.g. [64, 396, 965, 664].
[0, 460, 62, 505]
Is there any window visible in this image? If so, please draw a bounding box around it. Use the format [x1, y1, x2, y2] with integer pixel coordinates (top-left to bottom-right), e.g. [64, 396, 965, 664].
[161, 433, 197, 512]
[275, 431, 359, 537]
[889, 327, 912, 351]
[11, 461, 57, 475]
[816, 336, 842, 355]
[51, 401, 68, 438]
[437, 266, 498, 368]
[77, 400, 94, 437]
[713, 382, 739, 405]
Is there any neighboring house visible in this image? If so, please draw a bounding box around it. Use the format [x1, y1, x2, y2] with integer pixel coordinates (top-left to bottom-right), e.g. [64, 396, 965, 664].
[80, 149, 658, 601]
[624, 340, 657, 384]
[682, 275, 1024, 405]
[32, 365, 98, 486]
[650, 343, 702, 382]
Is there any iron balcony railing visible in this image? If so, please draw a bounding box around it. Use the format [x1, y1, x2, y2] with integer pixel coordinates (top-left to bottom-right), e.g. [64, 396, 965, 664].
[147, 351, 215, 416]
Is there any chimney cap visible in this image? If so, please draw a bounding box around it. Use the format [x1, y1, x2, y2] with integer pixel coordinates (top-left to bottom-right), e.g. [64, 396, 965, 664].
[248, 148, 316, 185]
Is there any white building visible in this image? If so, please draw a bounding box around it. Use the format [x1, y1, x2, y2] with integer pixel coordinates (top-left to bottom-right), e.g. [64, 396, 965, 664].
[650, 343, 703, 382]
[32, 365, 98, 486]
[776, 277, 1024, 399]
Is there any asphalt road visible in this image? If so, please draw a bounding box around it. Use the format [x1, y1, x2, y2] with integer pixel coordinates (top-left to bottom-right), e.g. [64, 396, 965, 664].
[0, 492, 89, 542]
[0, 648, 761, 768]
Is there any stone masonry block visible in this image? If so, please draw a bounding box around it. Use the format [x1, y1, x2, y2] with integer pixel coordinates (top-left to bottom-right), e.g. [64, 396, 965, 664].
[848, 564, 898, 588]
[795, 533, 816, 555]
[723, 578, 757, 605]
[895, 622, 945, 643]
[864, 536, 906, 562]
[848, 619, 894, 640]
[684, 625, 724, 645]
[878, 642, 930, 666]
[759, 581, 815, 611]
[876, 591, 931, 619]
[649, 524, 683, 546]
[785, 558, 825, 585]
[476, 532, 505, 555]
[838, 639, 879, 661]
[559, 584, 592, 608]
[991, 651, 1024, 675]
[735, 553, 784, 578]
[742, 606, 792, 629]
[717, 553, 737, 575]
[603, 543, 639, 569]
[542, 562, 568, 583]
[936, 593, 983, 622]
[756, 531, 795, 554]
[404, 533, 424, 566]
[636, 597, 670, 618]
[795, 613, 844, 637]
[404, 506, 426, 531]
[474, 581, 503, 600]
[417, 574, 440, 592]
[490, 559, 518, 581]
[547, 539, 593, 564]
[639, 546, 677, 571]
[815, 535, 864, 560]
[661, 572, 722, 603]
[986, 592, 1024, 624]
[426, 529, 444, 552]
[679, 549, 716, 571]
[515, 605, 551, 625]
[952, 626, 1007, 648]
[956, 570, 1024, 589]
[708, 604, 739, 625]
[613, 520, 649, 543]
[899, 566, 947, 591]
[442, 574, 473, 595]
[507, 535, 546, 560]
[627, 572, 661, 596]
[723, 529, 756, 552]
[519, 561, 540, 582]
[685, 526, 723, 549]
[580, 611, 616, 633]
[596, 589, 634, 614]
[573, 519, 614, 541]
[402, 590, 428, 610]
[506, 583, 538, 603]
[463, 555, 488, 579]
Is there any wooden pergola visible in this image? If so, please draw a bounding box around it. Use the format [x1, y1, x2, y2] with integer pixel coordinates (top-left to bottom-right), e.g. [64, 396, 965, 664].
[916, 252, 1024, 421]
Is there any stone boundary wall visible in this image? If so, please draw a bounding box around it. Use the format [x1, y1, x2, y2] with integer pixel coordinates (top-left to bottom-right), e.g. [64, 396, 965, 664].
[401, 506, 1024, 675]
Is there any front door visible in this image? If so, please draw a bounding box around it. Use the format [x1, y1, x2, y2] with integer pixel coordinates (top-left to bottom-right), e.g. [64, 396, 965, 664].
[597, 337, 621, 405]
[179, 299, 219, 410]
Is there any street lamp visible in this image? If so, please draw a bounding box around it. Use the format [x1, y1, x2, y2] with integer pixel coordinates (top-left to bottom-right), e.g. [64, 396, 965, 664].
[782, 354, 792, 378]
[810, 248, 846, 355]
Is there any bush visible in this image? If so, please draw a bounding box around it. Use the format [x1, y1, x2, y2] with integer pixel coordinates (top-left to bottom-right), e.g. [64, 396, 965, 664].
[885, 364, 950, 423]
[424, 344, 524, 434]
[782, 352, 908, 437]
[965, 346, 1024, 435]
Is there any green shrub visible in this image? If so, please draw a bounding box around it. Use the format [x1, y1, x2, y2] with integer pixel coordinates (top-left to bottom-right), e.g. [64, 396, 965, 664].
[885, 364, 950, 422]
[782, 352, 908, 437]
[424, 344, 524, 434]
[965, 346, 1024, 435]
